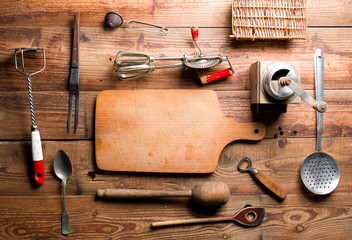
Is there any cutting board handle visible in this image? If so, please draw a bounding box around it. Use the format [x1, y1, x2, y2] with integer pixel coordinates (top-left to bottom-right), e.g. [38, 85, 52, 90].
[225, 122, 265, 142]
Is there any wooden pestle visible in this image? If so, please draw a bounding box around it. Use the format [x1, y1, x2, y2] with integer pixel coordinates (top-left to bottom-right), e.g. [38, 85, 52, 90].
[97, 181, 230, 206]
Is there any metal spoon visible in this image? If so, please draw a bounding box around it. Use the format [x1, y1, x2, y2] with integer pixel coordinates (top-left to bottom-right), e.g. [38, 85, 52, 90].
[300, 49, 340, 195]
[54, 150, 73, 235]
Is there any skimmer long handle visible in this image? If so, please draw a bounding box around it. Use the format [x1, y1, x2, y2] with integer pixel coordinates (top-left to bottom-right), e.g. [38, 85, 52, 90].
[314, 49, 324, 152]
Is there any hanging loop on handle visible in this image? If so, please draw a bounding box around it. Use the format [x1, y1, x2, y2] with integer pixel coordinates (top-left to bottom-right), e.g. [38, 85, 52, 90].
[124, 19, 168, 34]
[105, 12, 168, 34]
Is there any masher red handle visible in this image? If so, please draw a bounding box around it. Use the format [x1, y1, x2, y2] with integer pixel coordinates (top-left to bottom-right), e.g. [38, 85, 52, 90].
[200, 68, 233, 84]
[33, 161, 45, 185]
[31, 129, 45, 185]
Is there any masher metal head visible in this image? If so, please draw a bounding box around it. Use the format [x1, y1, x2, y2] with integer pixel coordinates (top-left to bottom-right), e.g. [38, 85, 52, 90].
[13, 48, 46, 128]
[14, 48, 46, 78]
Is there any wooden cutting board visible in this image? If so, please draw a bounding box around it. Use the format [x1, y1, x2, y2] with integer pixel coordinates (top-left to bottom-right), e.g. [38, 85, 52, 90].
[95, 90, 265, 173]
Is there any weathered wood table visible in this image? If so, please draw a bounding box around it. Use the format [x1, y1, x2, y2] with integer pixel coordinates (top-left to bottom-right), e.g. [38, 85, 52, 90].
[0, 1, 351, 239]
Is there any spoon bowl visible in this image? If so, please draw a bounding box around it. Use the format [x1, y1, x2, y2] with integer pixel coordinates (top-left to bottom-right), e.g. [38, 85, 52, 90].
[54, 150, 72, 235]
[54, 150, 72, 181]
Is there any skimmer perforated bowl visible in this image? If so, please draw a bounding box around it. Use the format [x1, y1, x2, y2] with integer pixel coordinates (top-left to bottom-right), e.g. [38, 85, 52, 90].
[300, 152, 340, 195]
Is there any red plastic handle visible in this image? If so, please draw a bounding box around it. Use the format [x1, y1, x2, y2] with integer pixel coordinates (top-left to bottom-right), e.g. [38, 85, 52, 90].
[191, 26, 199, 41]
[200, 68, 233, 84]
[31, 129, 45, 185]
[33, 160, 45, 185]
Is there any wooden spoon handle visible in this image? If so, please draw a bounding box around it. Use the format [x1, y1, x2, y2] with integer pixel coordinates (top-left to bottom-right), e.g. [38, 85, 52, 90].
[152, 216, 232, 227]
[254, 171, 287, 200]
[151, 207, 265, 228]
[97, 189, 191, 198]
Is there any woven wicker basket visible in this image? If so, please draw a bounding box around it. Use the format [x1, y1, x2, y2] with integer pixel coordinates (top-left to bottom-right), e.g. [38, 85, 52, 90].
[231, 0, 307, 40]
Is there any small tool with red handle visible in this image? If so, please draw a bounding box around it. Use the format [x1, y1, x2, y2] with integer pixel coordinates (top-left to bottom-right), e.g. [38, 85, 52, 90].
[14, 48, 46, 185]
[114, 27, 234, 84]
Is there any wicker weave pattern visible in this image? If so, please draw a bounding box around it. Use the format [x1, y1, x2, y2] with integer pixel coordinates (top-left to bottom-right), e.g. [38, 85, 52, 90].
[231, 0, 307, 40]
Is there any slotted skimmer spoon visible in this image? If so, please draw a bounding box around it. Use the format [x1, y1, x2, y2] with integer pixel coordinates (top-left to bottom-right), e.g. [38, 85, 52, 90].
[300, 49, 340, 195]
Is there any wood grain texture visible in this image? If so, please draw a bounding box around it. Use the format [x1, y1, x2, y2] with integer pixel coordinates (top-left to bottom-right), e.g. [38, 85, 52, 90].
[0, 0, 350, 28]
[95, 90, 264, 173]
[0, 194, 351, 239]
[0, 138, 351, 238]
[0, 138, 351, 196]
[0, 0, 351, 239]
[1, 27, 351, 91]
[0, 90, 351, 140]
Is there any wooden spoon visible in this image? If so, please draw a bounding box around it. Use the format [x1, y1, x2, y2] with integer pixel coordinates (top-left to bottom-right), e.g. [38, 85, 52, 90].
[97, 181, 230, 206]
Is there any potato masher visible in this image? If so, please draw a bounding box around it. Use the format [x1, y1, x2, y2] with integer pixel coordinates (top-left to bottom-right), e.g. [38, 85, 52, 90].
[14, 47, 46, 185]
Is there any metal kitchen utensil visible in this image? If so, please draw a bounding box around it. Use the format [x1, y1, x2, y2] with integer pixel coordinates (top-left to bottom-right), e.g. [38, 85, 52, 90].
[114, 27, 234, 84]
[151, 205, 265, 228]
[300, 49, 340, 195]
[54, 150, 73, 235]
[97, 181, 230, 206]
[238, 156, 287, 200]
[278, 76, 327, 113]
[67, 11, 80, 133]
[262, 62, 300, 102]
[14, 47, 46, 185]
[105, 11, 168, 34]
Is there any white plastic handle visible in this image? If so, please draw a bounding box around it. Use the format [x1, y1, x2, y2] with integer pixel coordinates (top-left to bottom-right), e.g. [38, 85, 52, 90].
[31, 129, 43, 161]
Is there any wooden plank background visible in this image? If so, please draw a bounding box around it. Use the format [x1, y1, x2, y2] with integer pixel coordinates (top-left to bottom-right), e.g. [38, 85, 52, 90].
[0, 0, 351, 239]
